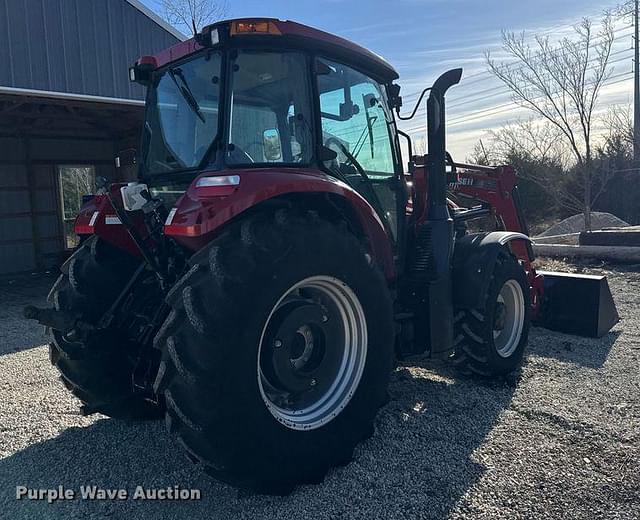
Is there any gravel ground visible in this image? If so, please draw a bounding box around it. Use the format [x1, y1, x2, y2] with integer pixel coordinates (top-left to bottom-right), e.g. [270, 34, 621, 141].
[0, 264, 638, 519]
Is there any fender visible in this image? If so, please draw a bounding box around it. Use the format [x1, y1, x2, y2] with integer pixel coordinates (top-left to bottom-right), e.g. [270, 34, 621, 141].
[164, 168, 396, 280]
[73, 186, 145, 258]
[452, 231, 531, 310]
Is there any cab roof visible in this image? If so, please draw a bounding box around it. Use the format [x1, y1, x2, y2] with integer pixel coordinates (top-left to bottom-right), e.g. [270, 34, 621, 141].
[145, 18, 399, 83]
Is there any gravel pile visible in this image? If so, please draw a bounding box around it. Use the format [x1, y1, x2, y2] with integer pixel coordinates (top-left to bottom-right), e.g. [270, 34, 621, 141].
[539, 212, 629, 237]
[0, 265, 638, 519]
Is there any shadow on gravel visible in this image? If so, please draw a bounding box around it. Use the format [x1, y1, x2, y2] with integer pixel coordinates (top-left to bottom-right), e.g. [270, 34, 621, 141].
[0, 363, 517, 519]
[0, 273, 57, 357]
[374, 362, 518, 517]
[529, 326, 621, 368]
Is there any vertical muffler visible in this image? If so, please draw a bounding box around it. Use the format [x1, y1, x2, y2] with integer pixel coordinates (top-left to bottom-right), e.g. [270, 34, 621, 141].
[535, 271, 619, 337]
[422, 68, 462, 357]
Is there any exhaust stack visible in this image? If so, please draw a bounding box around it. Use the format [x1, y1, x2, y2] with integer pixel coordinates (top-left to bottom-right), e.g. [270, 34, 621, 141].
[422, 68, 462, 356]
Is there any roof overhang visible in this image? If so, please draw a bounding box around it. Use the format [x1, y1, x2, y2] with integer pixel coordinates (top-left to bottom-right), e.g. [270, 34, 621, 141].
[0, 86, 145, 107]
[0, 88, 145, 141]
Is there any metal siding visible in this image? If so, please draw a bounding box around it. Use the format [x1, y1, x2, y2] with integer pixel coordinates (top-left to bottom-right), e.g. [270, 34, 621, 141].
[0, 215, 32, 240]
[33, 164, 55, 189]
[33, 165, 63, 259]
[0, 1, 14, 86]
[0, 137, 118, 274]
[0, 164, 27, 186]
[5, 0, 31, 87]
[0, 191, 30, 215]
[0, 0, 179, 100]
[0, 137, 26, 161]
[122, 1, 143, 99]
[25, 0, 50, 90]
[104, 0, 120, 98]
[76, 0, 99, 95]
[60, 0, 82, 93]
[29, 137, 114, 161]
[0, 244, 35, 273]
[44, 0, 68, 92]
[34, 215, 60, 236]
[95, 162, 116, 181]
[0, 137, 33, 274]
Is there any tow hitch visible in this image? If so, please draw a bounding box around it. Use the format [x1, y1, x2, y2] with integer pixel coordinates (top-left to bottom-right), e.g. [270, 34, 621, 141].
[23, 305, 92, 335]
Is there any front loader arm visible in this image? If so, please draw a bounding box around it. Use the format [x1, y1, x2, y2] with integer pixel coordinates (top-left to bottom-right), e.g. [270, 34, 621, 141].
[448, 162, 544, 318]
[448, 162, 532, 260]
[447, 161, 619, 337]
[449, 163, 525, 231]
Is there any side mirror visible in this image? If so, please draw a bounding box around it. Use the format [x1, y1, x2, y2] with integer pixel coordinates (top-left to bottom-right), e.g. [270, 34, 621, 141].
[115, 148, 138, 182]
[339, 101, 359, 120]
[129, 58, 156, 86]
[388, 83, 402, 110]
[263, 129, 282, 161]
[115, 148, 137, 168]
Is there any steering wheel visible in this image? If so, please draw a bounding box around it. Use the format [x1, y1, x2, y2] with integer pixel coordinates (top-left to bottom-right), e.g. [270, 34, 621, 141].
[324, 137, 347, 163]
[227, 143, 255, 164]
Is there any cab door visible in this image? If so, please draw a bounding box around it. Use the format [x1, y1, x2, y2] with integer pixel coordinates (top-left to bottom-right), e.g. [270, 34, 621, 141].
[316, 58, 402, 241]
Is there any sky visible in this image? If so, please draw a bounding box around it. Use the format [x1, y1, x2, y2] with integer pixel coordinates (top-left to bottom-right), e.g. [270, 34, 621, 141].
[141, 0, 634, 159]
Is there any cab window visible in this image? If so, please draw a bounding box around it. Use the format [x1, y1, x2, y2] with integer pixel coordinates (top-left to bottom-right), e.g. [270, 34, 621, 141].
[227, 51, 313, 165]
[317, 58, 399, 239]
[317, 59, 396, 178]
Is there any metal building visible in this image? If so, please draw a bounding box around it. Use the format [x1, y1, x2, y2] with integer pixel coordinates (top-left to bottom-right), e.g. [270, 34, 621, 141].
[0, 0, 182, 274]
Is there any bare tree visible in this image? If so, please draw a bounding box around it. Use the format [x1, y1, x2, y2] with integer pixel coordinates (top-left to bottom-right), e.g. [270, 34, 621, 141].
[602, 103, 634, 150]
[59, 166, 96, 247]
[488, 119, 568, 166]
[473, 119, 587, 213]
[60, 167, 95, 217]
[486, 14, 615, 229]
[162, 0, 227, 36]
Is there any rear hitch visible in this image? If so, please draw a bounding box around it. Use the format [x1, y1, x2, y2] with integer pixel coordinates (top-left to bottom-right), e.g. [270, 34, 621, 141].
[23, 305, 93, 335]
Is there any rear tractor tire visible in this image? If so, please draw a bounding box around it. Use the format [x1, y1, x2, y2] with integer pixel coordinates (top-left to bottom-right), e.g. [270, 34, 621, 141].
[49, 237, 162, 420]
[453, 250, 530, 376]
[153, 209, 395, 494]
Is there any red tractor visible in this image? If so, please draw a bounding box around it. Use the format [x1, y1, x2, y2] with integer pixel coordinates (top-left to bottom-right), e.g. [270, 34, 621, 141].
[25, 18, 618, 493]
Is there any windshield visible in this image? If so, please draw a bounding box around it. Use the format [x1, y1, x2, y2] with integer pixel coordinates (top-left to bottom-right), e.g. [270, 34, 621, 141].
[142, 52, 221, 176]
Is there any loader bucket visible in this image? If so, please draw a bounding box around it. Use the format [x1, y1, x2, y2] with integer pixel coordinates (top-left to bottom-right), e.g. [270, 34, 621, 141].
[535, 271, 619, 338]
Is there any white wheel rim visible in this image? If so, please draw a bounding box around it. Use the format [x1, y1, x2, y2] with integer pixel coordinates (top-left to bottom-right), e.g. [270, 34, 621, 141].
[257, 276, 367, 431]
[493, 279, 525, 358]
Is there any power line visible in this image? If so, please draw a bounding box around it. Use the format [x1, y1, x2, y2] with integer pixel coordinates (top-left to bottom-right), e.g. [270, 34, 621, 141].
[438, 24, 632, 96]
[399, 70, 633, 135]
[400, 53, 633, 127]
[400, 24, 633, 105]
[446, 71, 633, 127]
[401, 29, 632, 112]
[458, 22, 631, 82]
[446, 51, 633, 112]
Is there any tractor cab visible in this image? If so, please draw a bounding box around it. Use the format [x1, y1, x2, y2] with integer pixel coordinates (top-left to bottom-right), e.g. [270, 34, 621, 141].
[132, 18, 406, 242]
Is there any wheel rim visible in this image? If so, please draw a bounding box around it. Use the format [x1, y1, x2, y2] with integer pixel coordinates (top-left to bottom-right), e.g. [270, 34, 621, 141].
[493, 279, 525, 358]
[257, 276, 367, 430]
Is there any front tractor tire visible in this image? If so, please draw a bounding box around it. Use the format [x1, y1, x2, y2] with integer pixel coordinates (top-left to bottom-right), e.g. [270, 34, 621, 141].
[49, 237, 161, 419]
[154, 210, 394, 493]
[453, 250, 531, 376]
